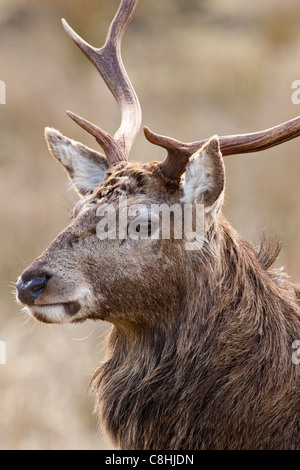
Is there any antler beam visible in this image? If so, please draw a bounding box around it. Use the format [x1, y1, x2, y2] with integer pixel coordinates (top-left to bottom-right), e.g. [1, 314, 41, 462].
[62, 0, 141, 166]
[145, 115, 300, 182]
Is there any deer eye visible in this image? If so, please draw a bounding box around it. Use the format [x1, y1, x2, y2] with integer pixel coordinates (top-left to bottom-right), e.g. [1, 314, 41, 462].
[128, 217, 151, 239]
[127, 208, 153, 240]
[135, 220, 152, 237]
[127, 207, 160, 240]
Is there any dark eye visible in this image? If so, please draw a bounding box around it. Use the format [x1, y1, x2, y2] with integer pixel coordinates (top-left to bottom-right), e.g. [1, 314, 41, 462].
[136, 221, 151, 236]
[128, 217, 152, 239]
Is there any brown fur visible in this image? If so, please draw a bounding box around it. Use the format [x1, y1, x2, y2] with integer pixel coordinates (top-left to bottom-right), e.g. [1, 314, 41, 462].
[91, 213, 300, 450]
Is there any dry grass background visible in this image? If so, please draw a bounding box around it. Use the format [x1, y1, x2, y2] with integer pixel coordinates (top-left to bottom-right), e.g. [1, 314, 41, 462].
[0, 0, 300, 450]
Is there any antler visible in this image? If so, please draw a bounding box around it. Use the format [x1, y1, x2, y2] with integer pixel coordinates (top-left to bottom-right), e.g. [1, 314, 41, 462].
[145, 119, 300, 183]
[62, 0, 141, 166]
[62, 0, 300, 180]
[144, 116, 300, 182]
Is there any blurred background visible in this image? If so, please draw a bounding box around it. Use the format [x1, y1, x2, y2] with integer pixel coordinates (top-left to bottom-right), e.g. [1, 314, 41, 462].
[1, 0, 300, 450]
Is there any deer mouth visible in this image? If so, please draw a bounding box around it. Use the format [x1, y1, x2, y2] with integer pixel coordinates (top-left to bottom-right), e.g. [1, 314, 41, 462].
[25, 301, 81, 324]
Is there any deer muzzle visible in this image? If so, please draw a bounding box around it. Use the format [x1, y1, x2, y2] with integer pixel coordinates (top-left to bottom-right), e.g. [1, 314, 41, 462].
[16, 271, 82, 323]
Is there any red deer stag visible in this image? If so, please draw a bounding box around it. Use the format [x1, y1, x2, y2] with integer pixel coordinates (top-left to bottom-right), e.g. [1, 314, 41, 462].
[16, 0, 300, 450]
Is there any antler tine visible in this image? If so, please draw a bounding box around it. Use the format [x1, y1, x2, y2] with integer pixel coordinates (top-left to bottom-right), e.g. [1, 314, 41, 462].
[145, 116, 300, 182]
[62, 0, 141, 165]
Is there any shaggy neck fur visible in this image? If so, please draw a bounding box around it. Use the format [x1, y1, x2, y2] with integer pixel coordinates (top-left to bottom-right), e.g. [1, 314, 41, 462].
[91, 216, 300, 450]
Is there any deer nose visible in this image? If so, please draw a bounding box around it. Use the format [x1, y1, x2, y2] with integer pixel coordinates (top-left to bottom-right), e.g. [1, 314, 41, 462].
[16, 276, 48, 305]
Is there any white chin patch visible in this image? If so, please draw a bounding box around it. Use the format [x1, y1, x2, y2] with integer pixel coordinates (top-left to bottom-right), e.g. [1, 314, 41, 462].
[26, 302, 81, 324]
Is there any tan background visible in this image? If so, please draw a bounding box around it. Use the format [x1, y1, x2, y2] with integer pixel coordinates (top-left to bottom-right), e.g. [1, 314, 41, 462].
[1, 0, 300, 449]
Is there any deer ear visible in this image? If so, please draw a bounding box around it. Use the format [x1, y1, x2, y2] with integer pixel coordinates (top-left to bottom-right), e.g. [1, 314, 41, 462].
[45, 128, 109, 196]
[181, 135, 225, 217]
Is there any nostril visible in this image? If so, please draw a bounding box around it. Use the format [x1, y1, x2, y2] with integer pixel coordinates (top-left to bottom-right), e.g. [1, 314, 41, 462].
[16, 276, 49, 305]
[30, 277, 47, 294]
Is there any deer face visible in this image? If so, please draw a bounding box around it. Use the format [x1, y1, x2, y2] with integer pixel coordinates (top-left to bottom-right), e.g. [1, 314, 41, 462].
[16, 129, 225, 329]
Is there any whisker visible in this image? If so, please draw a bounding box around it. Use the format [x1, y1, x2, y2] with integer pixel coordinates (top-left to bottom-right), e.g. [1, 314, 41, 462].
[72, 327, 97, 341]
[10, 251, 29, 267]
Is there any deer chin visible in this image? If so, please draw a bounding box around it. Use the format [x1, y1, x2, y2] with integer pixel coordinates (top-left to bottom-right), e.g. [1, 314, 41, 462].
[26, 301, 81, 324]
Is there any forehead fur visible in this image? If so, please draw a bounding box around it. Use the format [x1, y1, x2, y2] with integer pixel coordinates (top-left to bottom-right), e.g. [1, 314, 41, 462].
[93, 161, 180, 202]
